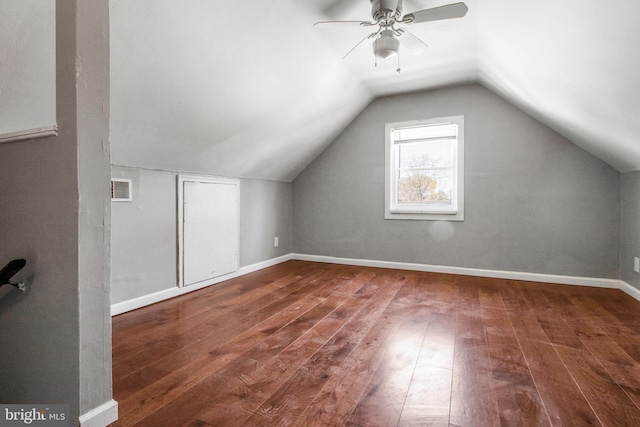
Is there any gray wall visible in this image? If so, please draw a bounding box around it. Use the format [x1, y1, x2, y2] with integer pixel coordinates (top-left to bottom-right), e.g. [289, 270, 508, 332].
[239, 178, 293, 267]
[620, 171, 640, 290]
[0, 102, 80, 415]
[111, 166, 293, 304]
[0, 0, 56, 135]
[293, 84, 620, 279]
[110, 167, 177, 303]
[0, 0, 112, 424]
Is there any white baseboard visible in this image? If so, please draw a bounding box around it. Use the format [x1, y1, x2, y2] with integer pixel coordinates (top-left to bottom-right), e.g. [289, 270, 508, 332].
[111, 254, 293, 316]
[292, 253, 622, 290]
[620, 280, 640, 301]
[112, 253, 640, 317]
[79, 399, 118, 427]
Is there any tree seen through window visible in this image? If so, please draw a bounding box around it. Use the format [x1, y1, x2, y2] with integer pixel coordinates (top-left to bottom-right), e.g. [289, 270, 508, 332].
[396, 143, 453, 206]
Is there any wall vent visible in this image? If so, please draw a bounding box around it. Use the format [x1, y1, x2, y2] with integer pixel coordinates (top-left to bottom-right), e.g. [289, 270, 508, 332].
[111, 178, 132, 202]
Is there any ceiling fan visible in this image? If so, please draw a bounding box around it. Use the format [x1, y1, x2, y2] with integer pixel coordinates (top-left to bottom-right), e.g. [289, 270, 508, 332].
[315, 0, 468, 68]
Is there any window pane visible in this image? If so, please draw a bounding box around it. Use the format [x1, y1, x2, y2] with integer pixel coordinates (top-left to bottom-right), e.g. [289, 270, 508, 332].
[398, 140, 453, 169]
[397, 169, 452, 205]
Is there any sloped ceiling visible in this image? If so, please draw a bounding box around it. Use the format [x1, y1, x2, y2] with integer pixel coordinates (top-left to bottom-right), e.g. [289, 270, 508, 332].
[110, 0, 640, 182]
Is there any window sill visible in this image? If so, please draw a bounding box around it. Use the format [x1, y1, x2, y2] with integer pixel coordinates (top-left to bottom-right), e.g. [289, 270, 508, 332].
[384, 210, 464, 221]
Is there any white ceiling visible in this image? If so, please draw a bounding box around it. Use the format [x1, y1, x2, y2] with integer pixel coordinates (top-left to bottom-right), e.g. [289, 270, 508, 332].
[109, 0, 640, 181]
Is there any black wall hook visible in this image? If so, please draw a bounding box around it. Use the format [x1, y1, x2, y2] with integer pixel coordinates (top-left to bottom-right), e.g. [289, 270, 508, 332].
[0, 259, 27, 293]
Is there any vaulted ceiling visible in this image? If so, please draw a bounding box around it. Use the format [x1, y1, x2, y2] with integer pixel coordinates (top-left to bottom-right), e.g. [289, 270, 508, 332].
[111, 0, 640, 181]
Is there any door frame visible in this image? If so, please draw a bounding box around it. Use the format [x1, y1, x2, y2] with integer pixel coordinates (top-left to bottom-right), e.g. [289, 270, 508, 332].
[177, 174, 240, 288]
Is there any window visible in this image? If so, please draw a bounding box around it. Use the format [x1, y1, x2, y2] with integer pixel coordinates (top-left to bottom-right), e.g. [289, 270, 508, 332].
[385, 116, 464, 221]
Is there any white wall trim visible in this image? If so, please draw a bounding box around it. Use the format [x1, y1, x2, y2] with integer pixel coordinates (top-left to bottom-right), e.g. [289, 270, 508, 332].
[79, 399, 118, 427]
[293, 253, 622, 289]
[111, 254, 293, 316]
[0, 125, 58, 144]
[619, 280, 640, 302]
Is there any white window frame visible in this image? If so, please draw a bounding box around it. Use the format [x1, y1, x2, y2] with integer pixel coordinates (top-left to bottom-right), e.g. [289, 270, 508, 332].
[385, 115, 464, 221]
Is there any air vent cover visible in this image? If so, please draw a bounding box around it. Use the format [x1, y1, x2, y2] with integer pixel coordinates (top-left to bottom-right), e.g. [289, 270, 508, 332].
[111, 178, 132, 202]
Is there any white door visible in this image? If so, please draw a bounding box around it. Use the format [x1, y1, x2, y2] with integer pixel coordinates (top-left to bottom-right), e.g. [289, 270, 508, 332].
[180, 177, 239, 286]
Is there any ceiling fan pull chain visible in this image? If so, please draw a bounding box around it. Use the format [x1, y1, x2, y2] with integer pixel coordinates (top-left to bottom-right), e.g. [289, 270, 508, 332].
[397, 47, 401, 73]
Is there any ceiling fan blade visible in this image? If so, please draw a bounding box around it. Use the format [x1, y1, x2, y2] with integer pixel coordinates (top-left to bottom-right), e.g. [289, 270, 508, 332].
[314, 20, 376, 28]
[403, 2, 468, 24]
[398, 29, 428, 55]
[343, 31, 379, 59]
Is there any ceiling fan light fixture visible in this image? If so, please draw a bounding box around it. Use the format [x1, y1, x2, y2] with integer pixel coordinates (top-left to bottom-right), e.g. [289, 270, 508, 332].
[373, 29, 399, 59]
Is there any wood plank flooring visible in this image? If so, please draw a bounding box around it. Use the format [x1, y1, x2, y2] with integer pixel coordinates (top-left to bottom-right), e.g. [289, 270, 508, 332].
[110, 261, 640, 426]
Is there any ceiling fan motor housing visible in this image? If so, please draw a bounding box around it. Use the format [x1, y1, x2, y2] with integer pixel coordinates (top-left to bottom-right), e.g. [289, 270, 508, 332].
[370, 0, 403, 22]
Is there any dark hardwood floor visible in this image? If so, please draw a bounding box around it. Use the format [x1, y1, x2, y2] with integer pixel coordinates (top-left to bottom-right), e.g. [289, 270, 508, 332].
[110, 261, 640, 426]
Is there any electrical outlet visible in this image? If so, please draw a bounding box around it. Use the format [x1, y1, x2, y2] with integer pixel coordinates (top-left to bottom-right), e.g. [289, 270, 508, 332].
[274, 237, 279, 247]
[634, 257, 639, 273]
